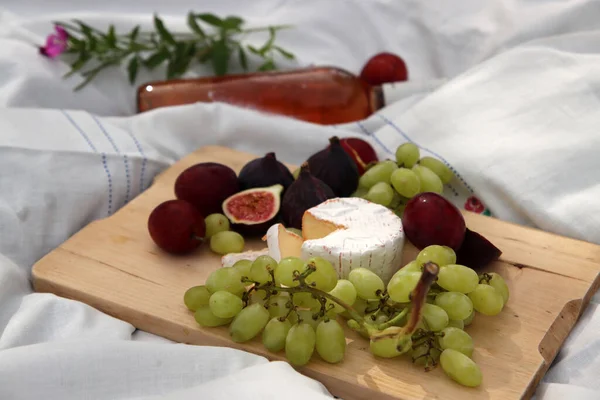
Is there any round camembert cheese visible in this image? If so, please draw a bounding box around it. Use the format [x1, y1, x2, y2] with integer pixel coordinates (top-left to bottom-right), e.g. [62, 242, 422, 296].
[266, 197, 405, 283]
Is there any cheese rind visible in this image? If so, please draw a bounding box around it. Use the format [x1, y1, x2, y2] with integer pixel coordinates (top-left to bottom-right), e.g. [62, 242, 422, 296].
[264, 223, 303, 262]
[301, 197, 404, 283]
[221, 249, 269, 268]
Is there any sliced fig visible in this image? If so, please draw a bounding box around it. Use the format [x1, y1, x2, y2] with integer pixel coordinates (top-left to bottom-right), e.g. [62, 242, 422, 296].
[238, 152, 294, 193]
[307, 136, 359, 197]
[338, 138, 378, 175]
[222, 184, 283, 237]
[456, 228, 502, 270]
[281, 163, 335, 229]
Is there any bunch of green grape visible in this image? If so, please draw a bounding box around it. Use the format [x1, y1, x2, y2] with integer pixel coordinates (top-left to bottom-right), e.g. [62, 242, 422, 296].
[352, 143, 454, 215]
[367, 244, 510, 387]
[183, 245, 510, 389]
[184, 255, 349, 367]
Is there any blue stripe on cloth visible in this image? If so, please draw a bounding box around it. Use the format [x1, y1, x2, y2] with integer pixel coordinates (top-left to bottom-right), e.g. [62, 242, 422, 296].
[123, 131, 148, 193]
[62, 110, 114, 216]
[377, 114, 474, 193]
[92, 116, 132, 204]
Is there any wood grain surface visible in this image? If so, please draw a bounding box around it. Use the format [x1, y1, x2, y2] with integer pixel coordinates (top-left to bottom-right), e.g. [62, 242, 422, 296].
[32, 145, 600, 400]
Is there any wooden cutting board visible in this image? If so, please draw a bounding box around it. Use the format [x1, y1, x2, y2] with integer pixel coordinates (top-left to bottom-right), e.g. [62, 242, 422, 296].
[32, 145, 600, 400]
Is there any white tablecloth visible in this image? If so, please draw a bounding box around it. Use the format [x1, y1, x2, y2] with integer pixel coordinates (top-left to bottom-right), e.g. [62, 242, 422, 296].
[0, 1, 599, 399]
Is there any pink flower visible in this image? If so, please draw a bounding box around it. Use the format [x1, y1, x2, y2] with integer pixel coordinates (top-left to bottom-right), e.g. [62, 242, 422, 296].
[39, 26, 69, 58]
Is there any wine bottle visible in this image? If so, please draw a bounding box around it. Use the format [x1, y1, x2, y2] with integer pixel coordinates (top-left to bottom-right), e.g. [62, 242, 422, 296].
[136, 67, 444, 125]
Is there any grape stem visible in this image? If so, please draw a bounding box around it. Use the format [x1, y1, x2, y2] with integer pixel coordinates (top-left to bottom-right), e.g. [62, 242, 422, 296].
[370, 262, 439, 342]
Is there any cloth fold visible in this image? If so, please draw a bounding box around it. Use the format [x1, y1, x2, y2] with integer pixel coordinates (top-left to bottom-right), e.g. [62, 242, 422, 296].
[0, 1, 599, 399]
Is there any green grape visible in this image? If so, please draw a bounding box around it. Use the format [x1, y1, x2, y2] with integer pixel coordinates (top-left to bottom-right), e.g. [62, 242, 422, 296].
[390, 168, 421, 198]
[285, 322, 316, 366]
[437, 264, 479, 293]
[286, 227, 303, 237]
[387, 271, 421, 303]
[327, 279, 357, 313]
[274, 257, 304, 287]
[447, 319, 465, 330]
[365, 182, 395, 206]
[395, 143, 420, 168]
[348, 268, 385, 300]
[369, 327, 404, 358]
[204, 213, 230, 238]
[305, 257, 338, 292]
[267, 295, 292, 319]
[412, 344, 441, 366]
[418, 157, 454, 184]
[194, 305, 233, 327]
[292, 168, 300, 179]
[468, 284, 504, 316]
[351, 186, 369, 198]
[262, 317, 292, 352]
[296, 309, 322, 330]
[292, 292, 320, 309]
[392, 261, 421, 278]
[183, 285, 211, 311]
[439, 327, 474, 357]
[210, 231, 245, 255]
[434, 292, 474, 321]
[412, 165, 443, 194]
[232, 259, 253, 278]
[340, 297, 369, 319]
[416, 245, 456, 268]
[315, 319, 346, 363]
[463, 310, 475, 326]
[250, 255, 278, 285]
[388, 191, 405, 209]
[358, 160, 398, 189]
[209, 290, 244, 318]
[229, 303, 270, 343]
[205, 268, 245, 296]
[365, 311, 389, 325]
[422, 303, 449, 332]
[249, 289, 268, 305]
[487, 272, 510, 304]
[440, 349, 483, 387]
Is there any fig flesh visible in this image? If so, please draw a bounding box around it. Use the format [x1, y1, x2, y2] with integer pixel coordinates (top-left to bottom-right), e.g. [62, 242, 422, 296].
[281, 163, 335, 229]
[238, 152, 294, 193]
[174, 162, 239, 216]
[222, 184, 283, 237]
[307, 136, 359, 197]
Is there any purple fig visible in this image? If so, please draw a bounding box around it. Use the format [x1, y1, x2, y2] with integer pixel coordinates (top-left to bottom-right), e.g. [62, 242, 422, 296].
[307, 136, 359, 197]
[281, 163, 335, 229]
[238, 152, 294, 193]
[456, 228, 502, 270]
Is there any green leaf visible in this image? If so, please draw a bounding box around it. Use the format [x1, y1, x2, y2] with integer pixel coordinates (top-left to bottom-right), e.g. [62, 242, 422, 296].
[144, 47, 170, 69]
[238, 47, 248, 70]
[211, 38, 230, 76]
[63, 51, 91, 78]
[106, 25, 116, 47]
[74, 20, 96, 41]
[247, 45, 262, 56]
[274, 46, 295, 60]
[197, 13, 224, 27]
[130, 26, 140, 42]
[67, 36, 85, 52]
[153, 15, 176, 45]
[187, 12, 205, 37]
[166, 42, 196, 79]
[127, 56, 139, 84]
[222, 16, 244, 31]
[258, 59, 276, 71]
[197, 46, 213, 63]
[86, 36, 98, 52]
[259, 27, 276, 54]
